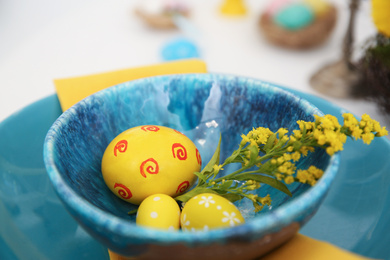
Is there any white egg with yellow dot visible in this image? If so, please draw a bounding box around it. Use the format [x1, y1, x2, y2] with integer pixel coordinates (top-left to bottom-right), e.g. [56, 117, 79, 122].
[136, 194, 181, 231]
[180, 193, 245, 231]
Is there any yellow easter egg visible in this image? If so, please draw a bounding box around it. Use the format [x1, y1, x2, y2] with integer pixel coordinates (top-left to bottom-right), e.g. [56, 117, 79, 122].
[303, 0, 330, 16]
[101, 125, 202, 205]
[180, 193, 245, 232]
[136, 194, 181, 230]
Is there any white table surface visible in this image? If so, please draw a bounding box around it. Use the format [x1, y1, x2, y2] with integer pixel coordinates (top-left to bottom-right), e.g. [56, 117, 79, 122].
[1, 0, 388, 133]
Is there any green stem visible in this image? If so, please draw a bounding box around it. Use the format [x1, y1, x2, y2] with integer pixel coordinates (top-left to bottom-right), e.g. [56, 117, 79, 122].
[213, 165, 249, 182]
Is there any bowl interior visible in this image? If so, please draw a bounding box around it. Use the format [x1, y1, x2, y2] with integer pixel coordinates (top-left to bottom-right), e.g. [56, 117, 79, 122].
[45, 74, 330, 224]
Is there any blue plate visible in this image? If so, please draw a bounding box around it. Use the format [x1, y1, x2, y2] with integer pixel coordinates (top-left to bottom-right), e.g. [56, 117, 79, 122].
[1, 87, 389, 260]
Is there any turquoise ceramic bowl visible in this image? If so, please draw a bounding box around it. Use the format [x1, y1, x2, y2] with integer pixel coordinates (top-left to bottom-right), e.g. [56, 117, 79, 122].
[43, 74, 340, 259]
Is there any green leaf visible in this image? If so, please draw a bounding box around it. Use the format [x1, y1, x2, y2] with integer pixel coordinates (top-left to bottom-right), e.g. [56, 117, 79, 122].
[264, 133, 277, 152]
[248, 144, 259, 165]
[175, 187, 218, 203]
[219, 193, 244, 202]
[201, 135, 222, 174]
[218, 180, 234, 190]
[234, 173, 292, 197]
[194, 171, 208, 183]
[301, 123, 307, 137]
[127, 208, 138, 215]
[223, 147, 243, 164]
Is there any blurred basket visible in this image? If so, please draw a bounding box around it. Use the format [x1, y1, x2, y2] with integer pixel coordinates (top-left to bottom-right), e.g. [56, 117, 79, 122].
[259, 5, 337, 49]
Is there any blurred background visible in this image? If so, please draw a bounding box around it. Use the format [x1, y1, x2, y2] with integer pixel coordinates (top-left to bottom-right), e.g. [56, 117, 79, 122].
[1, 1, 390, 259]
[0, 0, 388, 132]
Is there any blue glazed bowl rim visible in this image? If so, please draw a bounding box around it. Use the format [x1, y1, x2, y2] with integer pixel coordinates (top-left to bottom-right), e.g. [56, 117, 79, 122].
[44, 73, 340, 245]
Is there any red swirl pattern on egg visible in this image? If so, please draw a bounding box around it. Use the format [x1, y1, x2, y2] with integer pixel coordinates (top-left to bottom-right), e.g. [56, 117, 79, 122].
[176, 181, 190, 194]
[141, 125, 160, 132]
[113, 140, 128, 157]
[140, 158, 159, 178]
[172, 143, 187, 160]
[114, 183, 132, 199]
[196, 148, 202, 166]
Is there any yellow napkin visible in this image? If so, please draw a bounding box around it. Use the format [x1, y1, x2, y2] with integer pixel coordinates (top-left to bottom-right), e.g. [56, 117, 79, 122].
[54, 59, 207, 111]
[262, 234, 372, 260]
[107, 234, 372, 260]
[53, 60, 373, 260]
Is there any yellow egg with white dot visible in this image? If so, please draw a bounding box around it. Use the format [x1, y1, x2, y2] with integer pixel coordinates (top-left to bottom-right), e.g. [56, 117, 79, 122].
[136, 194, 181, 231]
[180, 193, 245, 232]
[101, 125, 202, 205]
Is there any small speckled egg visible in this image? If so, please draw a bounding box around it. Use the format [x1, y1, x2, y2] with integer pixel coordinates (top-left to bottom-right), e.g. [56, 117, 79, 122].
[180, 193, 245, 232]
[101, 125, 202, 205]
[136, 194, 181, 231]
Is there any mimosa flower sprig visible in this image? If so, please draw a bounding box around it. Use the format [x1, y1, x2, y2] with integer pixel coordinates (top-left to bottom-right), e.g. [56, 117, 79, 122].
[175, 113, 388, 212]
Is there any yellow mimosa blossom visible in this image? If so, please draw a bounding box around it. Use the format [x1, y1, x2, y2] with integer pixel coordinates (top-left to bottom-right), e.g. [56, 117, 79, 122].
[307, 122, 316, 130]
[364, 125, 373, 134]
[278, 128, 289, 136]
[278, 165, 288, 173]
[362, 133, 375, 145]
[339, 133, 348, 143]
[291, 151, 301, 162]
[313, 128, 322, 139]
[361, 113, 372, 122]
[213, 164, 224, 173]
[283, 153, 292, 161]
[308, 166, 324, 179]
[275, 173, 283, 181]
[277, 157, 284, 164]
[326, 147, 335, 156]
[326, 114, 341, 129]
[284, 176, 295, 185]
[253, 203, 264, 212]
[183, 112, 387, 213]
[245, 180, 254, 185]
[249, 139, 258, 147]
[297, 120, 306, 130]
[293, 130, 302, 139]
[351, 126, 363, 139]
[300, 146, 314, 156]
[297, 169, 309, 183]
[240, 134, 250, 145]
[373, 121, 382, 133]
[342, 113, 359, 131]
[314, 114, 322, 124]
[316, 134, 327, 145]
[259, 194, 272, 206]
[256, 135, 268, 145]
[298, 120, 315, 131]
[377, 127, 388, 137]
[371, 0, 390, 37]
[321, 116, 336, 130]
[281, 135, 289, 142]
[248, 194, 258, 202]
[286, 168, 295, 175]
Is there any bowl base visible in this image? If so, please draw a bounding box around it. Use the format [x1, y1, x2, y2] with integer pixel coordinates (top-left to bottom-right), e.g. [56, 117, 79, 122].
[107, 223, 300, 260]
